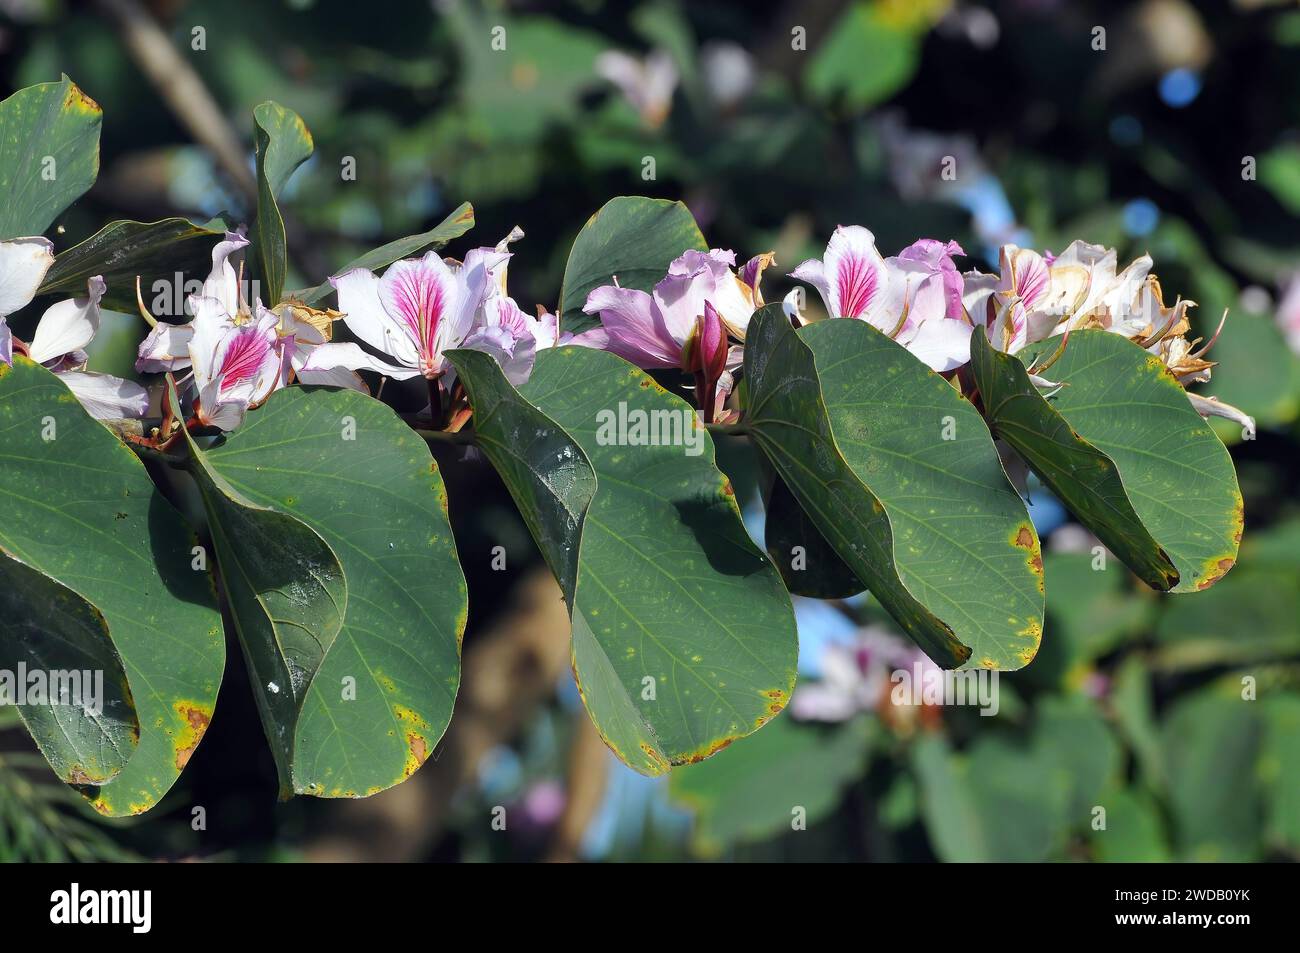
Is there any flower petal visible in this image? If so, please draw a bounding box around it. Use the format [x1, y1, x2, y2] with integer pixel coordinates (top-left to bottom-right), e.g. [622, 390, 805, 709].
[331, 267, 420, 368]
[822, 225, 889, 321]
[207, 231, 250, 315]
[301, 342, 423, 380]
[136, 321, 195, 373]
[377, 252, 461, 374]
[0, 236, 55, 317]
[56, 371, 150, 420]
[27, 276, 106, 365]
[902, 318, 973, 372]
[583, 284, 681, 368]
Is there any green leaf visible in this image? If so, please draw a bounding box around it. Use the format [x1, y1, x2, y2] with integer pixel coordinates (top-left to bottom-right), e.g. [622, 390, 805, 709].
[445, 348, 596, 603]
[1087, 788, 1171, 862]
[196, 385, 465, 796]
[669, 715, 872, 855]
[557, 196, 706, 335]
[0, 357, 223, 816]
[915, 701, 1117, 862]
[0, 77, 101, 239]
[0, 551, 137, 786]
[913, 733, 1068, 862]
[972, 327, 1243, 592]
[744, 307, 1044, 670]
[805, 2, 924, 110]
[252, 101, 313, 306]
[1038, 552, 1151, 677]
[763, 470, 863, 599]
[1153, 571, 1300, 668]
[288, 202, 476, 306]
[1162, 687, 1264, 860]
[38, 217, 227, 313]
[1261, 695, 1300, 850]
[518, 347, 798, 775]
[1258, 143, 1300, 215]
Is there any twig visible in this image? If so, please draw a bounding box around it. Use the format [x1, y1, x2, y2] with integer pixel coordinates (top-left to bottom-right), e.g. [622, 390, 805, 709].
[544, 712, 609, 863]
[94, 0, 257, 200]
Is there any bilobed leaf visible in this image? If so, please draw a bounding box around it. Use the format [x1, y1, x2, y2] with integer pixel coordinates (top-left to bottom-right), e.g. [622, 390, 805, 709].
[289, 202, 476, 306]
[0, 550, 137, 786]
[197, 385, 465, 796]
[557, 196, 706, 335]
[252, 101, 313, 306]
[519, 347, 799, 775]
[0, 77, 101, 239]
[445, 348, 595, 602]
[0, 357, 223, 816]
[38, 217, 228, 312]
[745, 307, 1044, 670]
[171, 381, 345, 795]
[972, 326, 1242, 592]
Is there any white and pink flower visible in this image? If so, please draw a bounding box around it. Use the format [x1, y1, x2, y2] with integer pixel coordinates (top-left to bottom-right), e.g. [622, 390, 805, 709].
[791, 227, 974, 372]
[2, 237, 148, 419]
[581, 246, 767, 422]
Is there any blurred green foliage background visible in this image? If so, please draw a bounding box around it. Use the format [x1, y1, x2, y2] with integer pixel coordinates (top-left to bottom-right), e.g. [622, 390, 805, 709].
[1, 0, 1298, 862]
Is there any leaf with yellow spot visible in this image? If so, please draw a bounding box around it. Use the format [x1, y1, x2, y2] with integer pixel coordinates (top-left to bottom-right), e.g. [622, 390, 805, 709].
[0, 76, 101, 238]
[195, 385, 465, 797]
[746, 307, 1043, 670]
[0, 358, 223, 816]
[972, 327, 1242, 592]
[453, 345, 798, 775]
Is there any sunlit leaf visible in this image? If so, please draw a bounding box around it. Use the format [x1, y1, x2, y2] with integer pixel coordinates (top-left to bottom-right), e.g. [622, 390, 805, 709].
[745, 307, 1043, 670]
[972, 327, 1243, 592]
[515, 347, 799, 775]
[288, 202, 475, 306]
[0, 357, 223, 816]
[252, 101, 313, 306]
[557, 196, 706, 335]
[0, 77, 101, 239]
[194, 385, 466, 796]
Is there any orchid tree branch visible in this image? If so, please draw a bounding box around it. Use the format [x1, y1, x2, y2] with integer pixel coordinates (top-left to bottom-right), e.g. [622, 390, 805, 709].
[95, 0, 257, 200]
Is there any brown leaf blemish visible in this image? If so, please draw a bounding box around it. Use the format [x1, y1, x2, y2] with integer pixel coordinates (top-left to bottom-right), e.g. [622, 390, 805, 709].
[173, 702, 212, 771]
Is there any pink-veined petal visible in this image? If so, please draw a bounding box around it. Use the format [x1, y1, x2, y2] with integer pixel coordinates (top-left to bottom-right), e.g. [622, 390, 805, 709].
[0, 319, 11, 366]
[822, 225, 889, 320]
[378, 252, 461, 375]
[331, 267, 420, 368]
